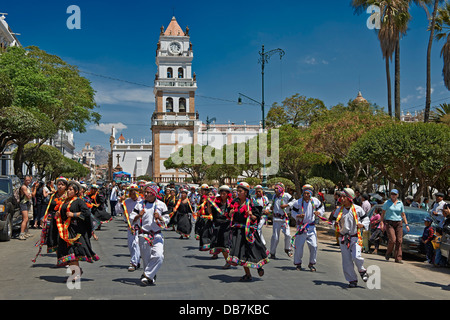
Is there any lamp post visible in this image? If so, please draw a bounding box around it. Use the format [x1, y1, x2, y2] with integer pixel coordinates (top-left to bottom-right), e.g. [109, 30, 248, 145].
[205, 116, 216, 146]
[238, 45, 285, 188]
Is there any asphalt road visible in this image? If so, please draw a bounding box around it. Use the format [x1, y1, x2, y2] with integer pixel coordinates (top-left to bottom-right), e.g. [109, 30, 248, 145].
[0, 215, 449, 303]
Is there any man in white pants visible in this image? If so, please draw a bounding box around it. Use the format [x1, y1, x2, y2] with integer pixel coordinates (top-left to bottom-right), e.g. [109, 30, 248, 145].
[123, 184, 142, 272]
[130, 184, 169, 286]
[270, 183, 296, 259]
[333, 188, 369, 288]
[291, 184, 324, 272]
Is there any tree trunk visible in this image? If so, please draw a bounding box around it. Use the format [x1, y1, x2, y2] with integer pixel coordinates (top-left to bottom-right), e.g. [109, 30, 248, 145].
[13, 142, 25, 179]
[395, 40, 401, 121]
[386, 57, 392, 117]
[424, 0, 439, 123]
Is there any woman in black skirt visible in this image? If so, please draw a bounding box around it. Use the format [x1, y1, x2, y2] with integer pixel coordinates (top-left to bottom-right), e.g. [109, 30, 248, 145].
[166, 188, 178, 230]
[174, 188, 194, 239]
[55, 181, 99, 279]
[199, 189, 215, 251]
[226, 182, 269, 281]
[208, 185, 233, 268]
[32, 177, 68, 263]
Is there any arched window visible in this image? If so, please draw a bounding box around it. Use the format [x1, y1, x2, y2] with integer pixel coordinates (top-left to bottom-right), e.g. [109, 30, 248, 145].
[167, 67, 173, 78]
[178, 68, 184, 79]
[166, 97, 174, 112]
[179, 98, 186, 113]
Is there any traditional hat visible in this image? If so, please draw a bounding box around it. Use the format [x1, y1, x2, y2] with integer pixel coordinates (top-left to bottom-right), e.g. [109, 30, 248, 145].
[56, 176, 68, 184]
[302, 184, 314, 191]
[274, 182, 285, 193]
[200, 184, 209, 189]
[254, 185, 263, 190]
[342, 188, 355, 201]
[219, 185, 231, 192]
[180, 188, 188, 194]
[91, 184, 99, 189]
[237, 181, 250, 191]
[127, 184, 139, 190]
[68, 180, 82, 193]
[144, 184, 159, 196]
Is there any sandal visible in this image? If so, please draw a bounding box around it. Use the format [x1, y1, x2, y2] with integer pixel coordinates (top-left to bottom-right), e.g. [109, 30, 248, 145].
[285, 249, 293, 257]
[308, 264, 317, 272]
[257, 268, 264, 277]
[239, 274, 252, 282]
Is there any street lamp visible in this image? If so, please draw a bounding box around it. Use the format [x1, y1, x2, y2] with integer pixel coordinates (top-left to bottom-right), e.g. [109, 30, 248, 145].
[206, 116, 216, 146]
[238, 45, 285, 188]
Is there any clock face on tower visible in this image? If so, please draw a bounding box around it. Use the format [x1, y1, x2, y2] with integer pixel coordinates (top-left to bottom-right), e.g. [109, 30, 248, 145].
[169, 42, 182, 54]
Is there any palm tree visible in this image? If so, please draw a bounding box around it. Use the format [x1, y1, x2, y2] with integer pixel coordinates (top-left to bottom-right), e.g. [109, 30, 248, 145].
[434, 1, 450, 91]
[421, 0, 444, 123]
[352, 0, 411, 119]
[430, 102, 450, 121]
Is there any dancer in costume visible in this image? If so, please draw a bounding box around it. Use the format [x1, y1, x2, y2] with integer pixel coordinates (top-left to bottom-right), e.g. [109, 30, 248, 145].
[56, 181, 99, 279]
[194, 184, 209, 240]
[291, 184, 325, 271]
[208, 185, 233, 268]
[199, 189, 215, 251]
[87, 184, 112, 226]
[129, 184, 169, 286]
[122, 184, 142, 272]
[32, 177, 69, 263]
[172, 188, 194, 239]
[253, 185, 270, 246]
[165, 188, 177, 230]
[332, 188, 369, 288]
[226, 182, 269, 281]
[269, 182, 296, 259]
[80, 184, 100, 241]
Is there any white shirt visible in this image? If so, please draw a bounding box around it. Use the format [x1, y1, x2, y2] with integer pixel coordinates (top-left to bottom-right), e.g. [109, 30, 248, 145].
[272, 192, 295, 222]
[130, 199, 168, 233]
[124, 197, 140, 226]
[431, 200, 446, 227]
[291, 197, 324, 225]
[333, 204, 369, 235]
[254, 196, 270, 213]
[110, 186, 118, 201]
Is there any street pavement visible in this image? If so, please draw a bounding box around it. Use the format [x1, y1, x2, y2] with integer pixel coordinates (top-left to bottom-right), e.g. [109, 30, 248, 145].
[0, 214, 449, 302]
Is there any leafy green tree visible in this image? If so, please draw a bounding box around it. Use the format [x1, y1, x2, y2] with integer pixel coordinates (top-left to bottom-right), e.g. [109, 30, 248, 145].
[0, 46, 100, 177]
[308, 104, 393, 188]
[347, 122, 450, 199]
[266, 94, 326, 128]
[278, 125, 330, 195]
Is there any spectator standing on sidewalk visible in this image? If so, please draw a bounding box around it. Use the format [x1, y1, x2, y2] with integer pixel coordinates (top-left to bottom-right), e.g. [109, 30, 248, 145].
[419, 217, 435, 263]
[109, 181, 119, 217]
[430, 192, 446, 228]
[19, 176, 37, 240]
[380, 189, 410, 264]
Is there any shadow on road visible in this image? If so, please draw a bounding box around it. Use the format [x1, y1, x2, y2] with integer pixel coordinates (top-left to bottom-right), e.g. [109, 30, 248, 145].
[415, 281, 450, 291]
[312, 280, 350, 289]
[209, 274, 262, 283]
[112, 277, 143, 286]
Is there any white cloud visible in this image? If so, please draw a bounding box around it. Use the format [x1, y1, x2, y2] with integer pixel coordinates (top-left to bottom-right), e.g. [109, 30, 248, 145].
[416, 86, 434, 99]
[89, 122, 128, 135]
[303, 56, 329, 65]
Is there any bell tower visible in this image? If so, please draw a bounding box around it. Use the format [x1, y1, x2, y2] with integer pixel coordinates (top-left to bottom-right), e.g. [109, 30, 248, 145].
[151, 17, 198, 181]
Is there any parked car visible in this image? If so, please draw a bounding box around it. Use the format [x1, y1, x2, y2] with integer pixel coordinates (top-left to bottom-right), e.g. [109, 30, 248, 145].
[0, 175, 22, 241]
[366, 204, 439, 257]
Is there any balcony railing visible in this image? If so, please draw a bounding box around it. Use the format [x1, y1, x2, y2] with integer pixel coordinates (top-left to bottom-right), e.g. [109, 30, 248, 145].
[155, 79, 196, 88]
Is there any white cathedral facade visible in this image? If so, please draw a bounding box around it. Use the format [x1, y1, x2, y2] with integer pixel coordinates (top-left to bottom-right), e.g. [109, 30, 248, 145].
[112, 17, 263, 182]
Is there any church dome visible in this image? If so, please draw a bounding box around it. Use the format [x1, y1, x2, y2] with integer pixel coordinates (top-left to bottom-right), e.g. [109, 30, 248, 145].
[353, 91, 368, 104]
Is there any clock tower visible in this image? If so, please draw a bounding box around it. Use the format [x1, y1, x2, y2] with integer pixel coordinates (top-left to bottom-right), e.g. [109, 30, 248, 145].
[151, 16, 199, 181]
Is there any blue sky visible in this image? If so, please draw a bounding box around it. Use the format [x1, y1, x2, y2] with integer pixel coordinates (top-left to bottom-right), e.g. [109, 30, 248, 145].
[2, 0, 449, 151]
